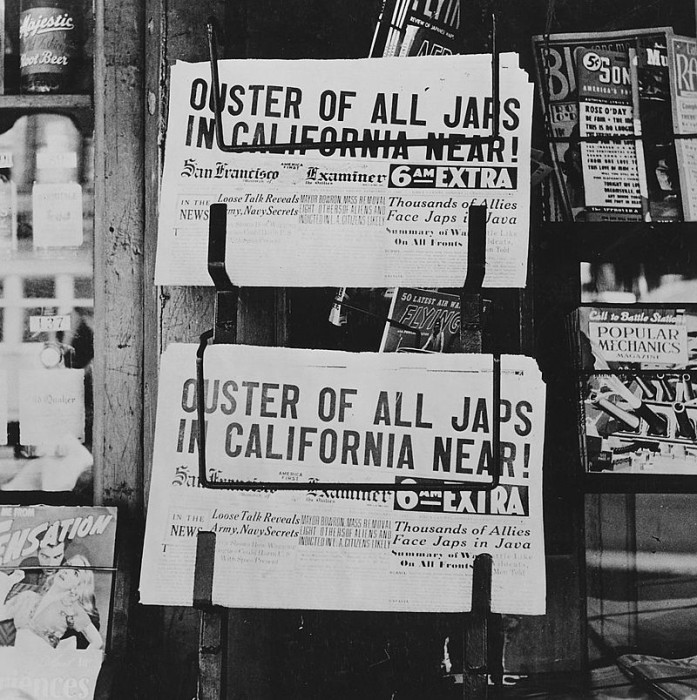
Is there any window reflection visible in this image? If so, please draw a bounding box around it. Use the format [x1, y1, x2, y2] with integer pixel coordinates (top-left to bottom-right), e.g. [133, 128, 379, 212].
[0, 114, 93, 498]
[24, 277, 55, 298]
[587, 494, 697, 663]
[582, 262, 697, 303]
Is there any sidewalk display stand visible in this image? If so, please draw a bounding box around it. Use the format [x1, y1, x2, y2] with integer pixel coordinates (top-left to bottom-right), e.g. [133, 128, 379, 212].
[180, 17, 514, 700]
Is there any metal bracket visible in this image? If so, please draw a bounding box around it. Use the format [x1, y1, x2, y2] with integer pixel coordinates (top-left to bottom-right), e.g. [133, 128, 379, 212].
[195, 327, 501, 494]
[205, 16, 502, 154]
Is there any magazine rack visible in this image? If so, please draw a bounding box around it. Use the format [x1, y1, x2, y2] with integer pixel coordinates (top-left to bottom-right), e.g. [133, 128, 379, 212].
[190, 17, 508, 700]
[535, 220, 697, 494]
[529, 220, 697, 697]
[535, 30, 697, 224]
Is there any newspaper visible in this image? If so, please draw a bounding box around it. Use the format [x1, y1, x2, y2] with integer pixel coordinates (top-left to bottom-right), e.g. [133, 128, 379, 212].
[154, 55, 533, 288]
[669, 36, 697, 222]
[0, 505, 117, 699]
[140, 343, 546, 615]
[379, 287, 462, 352]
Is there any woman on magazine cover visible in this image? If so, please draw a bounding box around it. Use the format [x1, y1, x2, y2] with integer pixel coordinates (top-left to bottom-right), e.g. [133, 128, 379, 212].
[0, 554, 102, 652]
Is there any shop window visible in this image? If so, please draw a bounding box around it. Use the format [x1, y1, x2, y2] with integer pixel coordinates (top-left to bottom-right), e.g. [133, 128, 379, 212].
[0, 111, 94, 499]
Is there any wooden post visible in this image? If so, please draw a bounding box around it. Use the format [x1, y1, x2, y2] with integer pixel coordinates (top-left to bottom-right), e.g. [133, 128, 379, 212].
[94, 0, 146, 680]
[460, 205, 487, 353]
[463, 553, 493, 699]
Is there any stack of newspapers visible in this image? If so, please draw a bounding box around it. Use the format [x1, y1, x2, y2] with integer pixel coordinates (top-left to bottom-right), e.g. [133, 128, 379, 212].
[533, 29, 697, 223]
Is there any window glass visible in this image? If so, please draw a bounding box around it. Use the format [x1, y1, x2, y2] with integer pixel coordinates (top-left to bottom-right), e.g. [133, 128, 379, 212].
[586, 493, 697, 662]
[0, 114, 93, 499]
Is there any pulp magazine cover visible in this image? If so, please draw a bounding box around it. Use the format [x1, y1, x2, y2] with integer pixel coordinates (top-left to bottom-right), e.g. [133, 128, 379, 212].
[0, 506, 117, 700]
[568, 305, 697, 473]
[379, 287, 463, 353]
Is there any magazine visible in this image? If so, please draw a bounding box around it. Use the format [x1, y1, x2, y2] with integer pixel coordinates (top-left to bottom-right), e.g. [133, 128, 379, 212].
[379, 287, 462, 353]
[576, 46, 643, 221]
[668, 35, 697, 222]
[370, 0, 462, 58]
[635, 33, 683, 222]
[0, 505, 117, 700]
[568, 305, 697, 473]
[532, 28, 675, 221]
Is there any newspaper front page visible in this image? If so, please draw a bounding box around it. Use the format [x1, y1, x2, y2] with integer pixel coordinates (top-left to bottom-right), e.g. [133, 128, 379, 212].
[154, 55, 533, 288]
[140, 344, 546, 615]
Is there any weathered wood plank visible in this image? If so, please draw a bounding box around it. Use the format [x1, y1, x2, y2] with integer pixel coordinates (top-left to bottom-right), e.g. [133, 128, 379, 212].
[93, 0, 149, 690]
[144, 0, 166, 513]
[94, 0, 145, 514]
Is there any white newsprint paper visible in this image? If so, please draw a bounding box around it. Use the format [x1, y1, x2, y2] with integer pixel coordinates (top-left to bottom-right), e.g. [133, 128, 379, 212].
[154, 55, 533, 288]
[140, 344, 546, 615]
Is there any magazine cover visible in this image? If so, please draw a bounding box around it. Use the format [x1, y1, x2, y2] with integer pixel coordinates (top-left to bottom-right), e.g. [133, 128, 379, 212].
[569, 305, 697, 473]
[576, 46, 643, 221]
[0, 506, 117, 700]
[370, 0, 462, 58]
[379, 287, 462, 353]
[532, 28, 674, 221]
[668, 35, 697, 222]
[636, 34, 683, 222]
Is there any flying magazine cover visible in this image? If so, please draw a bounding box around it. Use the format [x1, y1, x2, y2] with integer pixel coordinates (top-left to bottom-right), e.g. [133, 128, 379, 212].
[379, 287, 463, 353]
